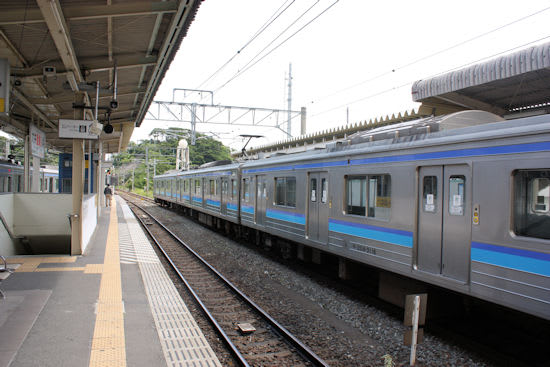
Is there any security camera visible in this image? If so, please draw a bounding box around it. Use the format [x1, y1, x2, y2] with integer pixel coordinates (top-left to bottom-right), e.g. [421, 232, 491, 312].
[103, 123, 114, 134]
[110, 100, 118, 109]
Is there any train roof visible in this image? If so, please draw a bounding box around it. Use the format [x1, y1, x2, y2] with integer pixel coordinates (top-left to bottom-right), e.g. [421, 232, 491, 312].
[154, 111, 550, 178]
[240, 112, 550, 168]
[155, 162, 240, 179]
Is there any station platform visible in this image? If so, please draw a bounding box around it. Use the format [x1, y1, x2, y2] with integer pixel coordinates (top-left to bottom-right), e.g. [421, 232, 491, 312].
[0, 196, 222, 367]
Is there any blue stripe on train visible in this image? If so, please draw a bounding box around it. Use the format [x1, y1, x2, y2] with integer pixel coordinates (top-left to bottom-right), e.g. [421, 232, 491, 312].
[243, 142, 550, 174]
[207, 199, 220, 207]
[227, 203, 238, 211]
[471, 242, 550, 277]
[266, 209, 305, 225]
[241, 205, 254, 214]
[329, 219, 413, 248]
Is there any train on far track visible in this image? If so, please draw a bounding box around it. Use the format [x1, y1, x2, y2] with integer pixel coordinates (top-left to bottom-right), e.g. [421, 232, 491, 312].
[0, 160, 58, 193]
[154, 110, 550, 321]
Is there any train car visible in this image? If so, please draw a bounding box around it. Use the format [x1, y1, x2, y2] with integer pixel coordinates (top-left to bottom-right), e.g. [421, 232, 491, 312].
[154, 111, 550, 320]
[155, 161, 241, 227]
[0, 161, 24, 192]
[0, 161, 59, 193]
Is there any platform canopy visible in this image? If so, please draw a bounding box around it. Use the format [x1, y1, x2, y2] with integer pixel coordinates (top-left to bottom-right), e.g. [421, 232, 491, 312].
[411, 41, 550, 118]
[0, 0, 201, 153]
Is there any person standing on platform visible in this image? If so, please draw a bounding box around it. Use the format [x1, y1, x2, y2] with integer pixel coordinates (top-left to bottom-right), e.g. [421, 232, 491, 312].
[104, 184, 113, 207]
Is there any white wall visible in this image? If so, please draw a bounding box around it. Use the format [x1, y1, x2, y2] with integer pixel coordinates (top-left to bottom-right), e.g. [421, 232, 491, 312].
[13, 194, 72, 236]
[0, 194, 17, 256]
[81, 194, 97, 254]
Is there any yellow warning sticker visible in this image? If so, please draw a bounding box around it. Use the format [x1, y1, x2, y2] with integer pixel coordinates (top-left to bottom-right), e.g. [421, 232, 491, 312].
[0, 98, 4, 113]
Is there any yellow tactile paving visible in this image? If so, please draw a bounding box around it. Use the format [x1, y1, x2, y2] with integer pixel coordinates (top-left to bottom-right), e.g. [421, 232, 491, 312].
[7, 256, 77, 264]
[84, 264, 104, 274]
[35, 267, 85, 272]
[89, 201, 126, 367]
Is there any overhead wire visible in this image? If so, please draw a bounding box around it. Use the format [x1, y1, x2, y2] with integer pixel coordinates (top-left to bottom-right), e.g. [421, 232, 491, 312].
[309, 4, 550, 105]
[213, 0, 340, 94]
[195, 0, 296, 90]
[312, 35, 550, 118]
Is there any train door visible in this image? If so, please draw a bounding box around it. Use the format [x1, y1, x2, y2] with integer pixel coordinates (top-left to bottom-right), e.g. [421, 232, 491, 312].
[417, 164, 471, 282]
[255, 175, 267, 225]
[307, 172, 329, 243]
[221, 177, 229, 215]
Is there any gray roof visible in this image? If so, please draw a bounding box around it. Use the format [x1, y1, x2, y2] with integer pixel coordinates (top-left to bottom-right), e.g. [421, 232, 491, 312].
[0, 0, 202, 153]
[411, 41, 550, 115]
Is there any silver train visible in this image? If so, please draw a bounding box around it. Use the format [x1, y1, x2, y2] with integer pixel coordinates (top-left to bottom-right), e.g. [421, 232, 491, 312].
[0, 161, 58, 193]
[154, 111, 550, 320]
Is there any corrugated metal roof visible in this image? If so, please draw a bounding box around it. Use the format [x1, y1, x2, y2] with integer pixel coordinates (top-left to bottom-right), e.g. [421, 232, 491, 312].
[411, 42, 550, 115]
[0, 0, 203, 153]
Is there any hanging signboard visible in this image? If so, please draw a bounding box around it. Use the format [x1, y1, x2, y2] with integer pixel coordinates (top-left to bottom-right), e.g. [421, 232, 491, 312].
[58, 119, 99, 139]
[30, 123, 46, 158]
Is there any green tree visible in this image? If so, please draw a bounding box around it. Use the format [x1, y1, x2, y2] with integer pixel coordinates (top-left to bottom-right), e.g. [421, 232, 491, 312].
[113, 128, 232, 192]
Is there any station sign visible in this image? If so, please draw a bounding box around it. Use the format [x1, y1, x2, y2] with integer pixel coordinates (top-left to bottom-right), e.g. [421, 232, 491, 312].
[58, 119, 99, 139]
[0, 59, 9, 115]
[30, 123, 46, 158]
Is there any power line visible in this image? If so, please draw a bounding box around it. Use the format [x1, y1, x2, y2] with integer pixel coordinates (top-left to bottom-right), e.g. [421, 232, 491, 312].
[309, 4, 550, 105]
[196, 0, 296, 90]
[312, 35, 550, 118]
[214, 0, 340, 94]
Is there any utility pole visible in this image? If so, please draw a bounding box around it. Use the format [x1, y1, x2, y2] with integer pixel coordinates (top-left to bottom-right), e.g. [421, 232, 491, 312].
[132, 167, 135, 191]
[287, 63, 292, 137]
[145, 146, 149, 192]
[153, 158, 157, 177]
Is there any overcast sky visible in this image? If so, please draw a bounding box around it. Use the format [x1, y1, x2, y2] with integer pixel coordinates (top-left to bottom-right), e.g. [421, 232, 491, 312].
[134, 0, 550, 151]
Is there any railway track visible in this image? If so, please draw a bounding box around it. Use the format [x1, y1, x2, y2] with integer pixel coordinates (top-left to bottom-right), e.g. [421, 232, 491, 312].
[121, 192, 329, 367]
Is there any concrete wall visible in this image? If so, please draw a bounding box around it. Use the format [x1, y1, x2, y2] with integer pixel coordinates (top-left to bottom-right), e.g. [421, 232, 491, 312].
[82, 194, 97, 254]
[0, 193, 99, 255]
[0, 194, 17, 256]
[13, 194, 72, 236]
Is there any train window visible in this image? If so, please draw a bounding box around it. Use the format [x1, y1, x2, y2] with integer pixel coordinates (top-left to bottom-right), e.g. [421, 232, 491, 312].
[423, 176, 438, 213]
[346, 175, 391, 219]
[195, 179, 201, 195]
[368, 175, 391, 220]
[513, 170, 550, 240]
[275, 177, 296, 207]
[310, 178, 317, 202]
[232, 179, 237, 199]
[321, 178, 327, 203]
[346, 176, 366, 215]
[209, 180, 215, 195]
[222, 180, 228, 196]
[449, 176, 465, 216]
[242, 178, 250, 203]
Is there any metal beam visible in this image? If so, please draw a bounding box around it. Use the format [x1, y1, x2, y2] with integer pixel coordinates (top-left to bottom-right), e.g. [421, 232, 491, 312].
[29, 87, 146, 105]
[14, 55, 158, 78]
[435, 93, 507, 116]
[147, 100, 303, 139]
[135, 0, 197, 126]
[37, 0, 82, 82]
[0, 1, 178, 25]
[12, 88, 57, 129]
[36, 0, 94, 120]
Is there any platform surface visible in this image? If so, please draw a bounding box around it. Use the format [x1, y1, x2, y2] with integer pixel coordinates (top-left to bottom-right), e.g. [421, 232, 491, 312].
[0, 196, 221, 367]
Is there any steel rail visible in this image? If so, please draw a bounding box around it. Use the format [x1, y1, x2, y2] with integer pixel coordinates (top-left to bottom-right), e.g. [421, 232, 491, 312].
[127, 202, 251, 367]
[126, 195, 330, 367]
